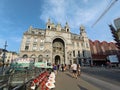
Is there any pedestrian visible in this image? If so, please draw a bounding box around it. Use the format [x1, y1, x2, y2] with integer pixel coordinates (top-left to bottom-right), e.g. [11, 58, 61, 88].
[57, 64, 60, 71]
[61, 64, 64, 72]
[53, 64, 57, 75]
[71, 61, 77, 79]
[77, 64, 81, 76]
[68, 64, 71, 70]
[64, 64, 67, 71]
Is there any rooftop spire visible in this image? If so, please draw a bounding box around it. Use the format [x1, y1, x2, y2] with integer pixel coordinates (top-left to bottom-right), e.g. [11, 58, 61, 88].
[80, 25, 85, 32]
[48, 18, 51, 23]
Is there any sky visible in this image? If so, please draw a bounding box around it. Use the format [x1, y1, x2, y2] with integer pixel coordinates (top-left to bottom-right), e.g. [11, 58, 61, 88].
[0, 0, 120, 53]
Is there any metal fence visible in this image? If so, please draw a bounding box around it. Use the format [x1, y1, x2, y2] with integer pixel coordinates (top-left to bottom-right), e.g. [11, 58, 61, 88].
[0, 67, 43, 90]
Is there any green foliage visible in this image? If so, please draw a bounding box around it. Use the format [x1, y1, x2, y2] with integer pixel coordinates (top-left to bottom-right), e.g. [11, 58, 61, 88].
[109, 24, 120, 49]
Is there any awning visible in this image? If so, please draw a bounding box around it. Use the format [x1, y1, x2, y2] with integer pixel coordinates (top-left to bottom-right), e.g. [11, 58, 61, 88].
[92, 55, 107, 61]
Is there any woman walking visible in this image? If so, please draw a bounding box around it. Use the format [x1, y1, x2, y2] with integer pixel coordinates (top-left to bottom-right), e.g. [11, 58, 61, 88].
[77, 64, 81, 76]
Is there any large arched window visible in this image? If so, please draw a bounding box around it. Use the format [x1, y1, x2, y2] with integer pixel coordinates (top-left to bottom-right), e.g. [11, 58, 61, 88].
[53, 38, 64, 53]
[31, 54, 36, 61]
[22, 54, 28, 58]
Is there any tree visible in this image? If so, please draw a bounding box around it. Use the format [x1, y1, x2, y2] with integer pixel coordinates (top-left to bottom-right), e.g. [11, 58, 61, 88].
[109, 24, 120, 49]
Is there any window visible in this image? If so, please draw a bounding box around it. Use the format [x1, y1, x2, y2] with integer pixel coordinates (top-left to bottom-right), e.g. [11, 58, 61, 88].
[48, 26, 50, 29]
[81, 43, 84, 47]
[31, 31, 35, 34]
[38, 55, 43, 62]
[83, 50, 85, 57]
[78, 51, 80, 57]
[85, 42, 89, 48]
[40, 39, 44, 50]
[73, 50, 75, 57]
[33, 44, 37, 50]
[72, 42, 74, 47]
[67, 29, 69, 32]
[41, 39, 44, 42]
[26, 37, 31, 43]
[40, 42, 44, 50]
[77, 42, 79, 47]
[40, 46, 44, 50]
[74, 36, 76, 39]
[35, 31, 38, 34]
[25, 46, 29, 50]
[41, 32, 44, 35]
[34, 38, 37, 42]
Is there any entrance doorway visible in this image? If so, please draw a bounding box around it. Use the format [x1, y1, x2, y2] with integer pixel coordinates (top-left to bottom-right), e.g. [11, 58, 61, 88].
[55, 55, 60, 65]
[52, 38, 65, 65]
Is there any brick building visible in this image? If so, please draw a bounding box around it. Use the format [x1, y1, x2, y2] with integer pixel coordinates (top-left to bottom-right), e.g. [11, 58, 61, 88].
[89, 40, 119, 66]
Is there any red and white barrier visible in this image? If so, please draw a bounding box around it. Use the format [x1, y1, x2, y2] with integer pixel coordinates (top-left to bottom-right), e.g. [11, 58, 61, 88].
[30, 71, 56, 90]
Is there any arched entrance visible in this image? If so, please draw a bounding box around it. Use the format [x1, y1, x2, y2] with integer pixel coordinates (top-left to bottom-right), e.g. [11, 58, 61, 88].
[52, 38, 65, 64]
[55, 55, 60, 65]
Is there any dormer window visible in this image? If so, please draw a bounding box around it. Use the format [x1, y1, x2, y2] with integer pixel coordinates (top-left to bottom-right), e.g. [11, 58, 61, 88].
[67, 29, 69, 32]
[48, 26, 50, 29]
[31, 31, 34, 34]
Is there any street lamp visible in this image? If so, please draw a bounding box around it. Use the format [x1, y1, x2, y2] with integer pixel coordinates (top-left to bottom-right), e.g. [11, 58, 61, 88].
[2, 41, 8, 75]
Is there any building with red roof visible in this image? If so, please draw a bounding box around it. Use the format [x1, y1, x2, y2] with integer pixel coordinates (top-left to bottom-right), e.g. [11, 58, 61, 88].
[89, 40, 119, 66]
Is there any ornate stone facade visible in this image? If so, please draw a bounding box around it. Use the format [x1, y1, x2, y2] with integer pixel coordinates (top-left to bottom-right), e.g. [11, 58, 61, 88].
[19, 19, 91, 65]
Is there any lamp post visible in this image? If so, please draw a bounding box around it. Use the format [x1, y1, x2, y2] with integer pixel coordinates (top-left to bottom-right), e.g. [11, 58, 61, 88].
[2, 41, 8, 75]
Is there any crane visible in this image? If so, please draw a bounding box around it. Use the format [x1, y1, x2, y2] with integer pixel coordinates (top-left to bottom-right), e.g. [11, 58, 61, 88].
[92, 0, 118, 27]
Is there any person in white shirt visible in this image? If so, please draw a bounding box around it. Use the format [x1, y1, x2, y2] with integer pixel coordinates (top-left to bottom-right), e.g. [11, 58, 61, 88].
[71, 62, 77, 78]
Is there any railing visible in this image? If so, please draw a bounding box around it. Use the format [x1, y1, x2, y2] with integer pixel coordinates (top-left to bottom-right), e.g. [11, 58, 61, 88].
[0, 67, 43, 90]
[0, 74, 10, 89]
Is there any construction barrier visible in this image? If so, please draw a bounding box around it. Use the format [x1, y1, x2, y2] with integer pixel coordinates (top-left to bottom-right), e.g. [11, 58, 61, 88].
[30, 71, 56, 90]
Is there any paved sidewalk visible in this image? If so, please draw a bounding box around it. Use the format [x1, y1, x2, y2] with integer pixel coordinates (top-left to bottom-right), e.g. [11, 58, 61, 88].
[55, 71, 100, 90]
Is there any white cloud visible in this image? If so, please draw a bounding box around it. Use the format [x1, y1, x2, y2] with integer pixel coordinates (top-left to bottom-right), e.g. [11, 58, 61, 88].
[110, 40, 116, 43]
[40, 0, 107, 31]
[83, 0, 88, 3]
[40, 0, 66, 23]
[10, 37, 22, 43]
